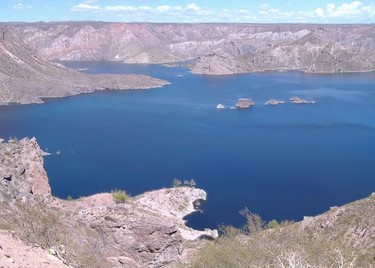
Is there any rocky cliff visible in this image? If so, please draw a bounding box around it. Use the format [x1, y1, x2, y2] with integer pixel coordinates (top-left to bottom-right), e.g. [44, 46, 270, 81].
[0, 25, 168, 105]
[1, 137, 374, 267]
[10, 22, 375, 75]
[0, 138, 217, 268]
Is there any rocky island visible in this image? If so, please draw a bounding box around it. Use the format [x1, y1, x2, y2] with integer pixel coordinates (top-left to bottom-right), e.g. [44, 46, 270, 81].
[1, 22, 374, 103]
[216, 103, 225, 109]
[264, 99, 285, 105]
[1, 20, 374, 268]
[290, 96, 316, 104]
[236, 98, 254, 109]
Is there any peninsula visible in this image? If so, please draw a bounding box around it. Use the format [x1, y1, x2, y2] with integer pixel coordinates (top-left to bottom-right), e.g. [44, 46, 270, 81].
[0, 137, 217, 267]
[1, 22, 374, 104]
[0, 26, 168, 105]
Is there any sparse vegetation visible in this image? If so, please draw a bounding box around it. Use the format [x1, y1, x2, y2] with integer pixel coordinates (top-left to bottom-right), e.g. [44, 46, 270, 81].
[191, 222, 363, 268]
[173, 178, 182, 187]
[0, 198, 107, 268]
[267, 219, 279, 229]
[111, 189, 130, 204]
[190, 200, 375, 268]
[173, 178, 196, 187]
[239, 207, 265, 234]
[189, 179, 196, 188]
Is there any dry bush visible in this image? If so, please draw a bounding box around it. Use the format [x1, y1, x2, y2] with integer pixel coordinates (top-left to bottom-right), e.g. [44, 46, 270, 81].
[239, 207, 265, 234]
[0, 198, 107, 268]
[190, 222, 365, 268]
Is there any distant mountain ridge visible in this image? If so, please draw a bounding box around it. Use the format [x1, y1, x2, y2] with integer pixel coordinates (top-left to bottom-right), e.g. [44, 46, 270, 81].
[0, 25, 168, 105]
[11, 22, 375, 75]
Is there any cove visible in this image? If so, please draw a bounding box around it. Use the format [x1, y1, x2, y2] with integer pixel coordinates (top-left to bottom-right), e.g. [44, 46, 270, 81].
[0, 61, 374, 230]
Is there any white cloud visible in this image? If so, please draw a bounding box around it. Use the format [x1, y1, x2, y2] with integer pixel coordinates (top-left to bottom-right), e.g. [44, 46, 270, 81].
[311, 1, 375, 19]
[71, 3, 100, 12]
[314, 8, 325, 17]
[12, 3, 33, 10]
[139, 6, 152, 11]
[105, 6, 135, 12]
[68, 1, 375, 23]
[255, 1, 375, 22]
[186, 3, 201, 12]
[156, 5, 172, 12]
[327, 1, 362, 17]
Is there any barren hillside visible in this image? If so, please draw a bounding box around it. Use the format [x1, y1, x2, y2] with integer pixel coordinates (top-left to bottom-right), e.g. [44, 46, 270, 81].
[11, 22, 375, 74]
[0, 25, 168, 105]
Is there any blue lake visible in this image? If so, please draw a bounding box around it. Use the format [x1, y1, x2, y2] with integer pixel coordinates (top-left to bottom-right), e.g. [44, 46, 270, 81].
[1, 61, 374, 230]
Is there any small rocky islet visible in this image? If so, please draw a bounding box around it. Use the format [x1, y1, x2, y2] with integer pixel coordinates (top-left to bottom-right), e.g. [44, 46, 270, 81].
[217, 96, 315, 109]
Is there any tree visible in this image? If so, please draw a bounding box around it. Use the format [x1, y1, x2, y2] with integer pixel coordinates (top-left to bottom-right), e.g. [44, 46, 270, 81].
[189, 179, 196, 188]
[239, 207, 265, 234]
[173, 178, 181, 187]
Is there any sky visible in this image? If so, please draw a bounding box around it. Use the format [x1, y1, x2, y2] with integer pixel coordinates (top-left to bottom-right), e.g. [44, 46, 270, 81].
[1, 0, 374, 23]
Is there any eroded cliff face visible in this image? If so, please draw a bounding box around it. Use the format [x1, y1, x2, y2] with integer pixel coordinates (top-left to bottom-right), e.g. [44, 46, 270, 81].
[0, 137, 50, 200]
[0, 138, 217, 268]
[11, 22, 375, 74]
[0, 26, 168, 105]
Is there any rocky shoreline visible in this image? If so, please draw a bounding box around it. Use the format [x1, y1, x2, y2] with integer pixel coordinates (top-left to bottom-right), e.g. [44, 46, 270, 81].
[8, 22, 375, 76]
[0, 137, 217, 267]
[0, 28, 169, 105]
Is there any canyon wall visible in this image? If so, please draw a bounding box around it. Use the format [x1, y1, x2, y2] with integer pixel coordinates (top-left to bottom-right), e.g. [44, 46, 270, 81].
[10, 22, 375, 74]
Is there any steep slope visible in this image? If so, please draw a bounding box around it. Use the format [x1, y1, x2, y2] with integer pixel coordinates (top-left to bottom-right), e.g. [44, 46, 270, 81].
[0, 138, 217, 268]
[0, 230, 71, 268]
[11, 22, 375, 74]
[0, 26, 168, 105]
[191, 193, 375, 267]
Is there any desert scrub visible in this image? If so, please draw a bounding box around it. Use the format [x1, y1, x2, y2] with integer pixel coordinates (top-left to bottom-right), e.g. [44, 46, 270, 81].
[190, 229, 362, 268]
[0, 198, 107, 268]
[190, 204, 371, 268]
[111, 189, 130, 204]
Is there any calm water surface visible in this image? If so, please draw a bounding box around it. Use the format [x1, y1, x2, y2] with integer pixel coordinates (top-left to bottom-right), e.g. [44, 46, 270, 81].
[1, 61, 374, 230]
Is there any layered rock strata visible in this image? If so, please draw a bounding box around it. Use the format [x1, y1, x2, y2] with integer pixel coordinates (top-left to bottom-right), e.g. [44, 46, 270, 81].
[9, 22, 375, 75]
[0, 27, 168, 105]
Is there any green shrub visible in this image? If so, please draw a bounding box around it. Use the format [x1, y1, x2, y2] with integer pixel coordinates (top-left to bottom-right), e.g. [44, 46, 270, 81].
[66, 195, 74, 201]
[189, 179, 196, 187]
[267, 219, 279, 229]
[172, 178, 181, 187]
[111, 189, 130, 204]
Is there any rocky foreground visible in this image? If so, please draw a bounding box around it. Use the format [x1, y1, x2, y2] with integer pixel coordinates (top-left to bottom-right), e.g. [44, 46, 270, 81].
[9, 22, 375, 75]
[0, 26, 168, 105]
[0, 137, 217, 268]
[1, 137, 374, 267]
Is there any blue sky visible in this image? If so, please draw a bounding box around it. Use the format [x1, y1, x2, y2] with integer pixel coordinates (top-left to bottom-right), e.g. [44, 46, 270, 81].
[1, 0, 374, 23]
